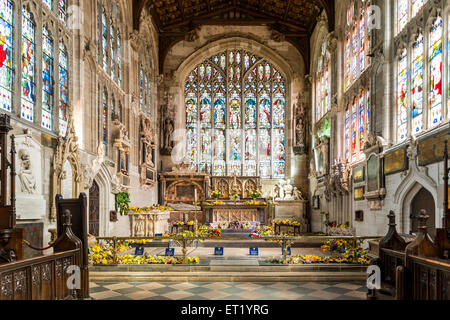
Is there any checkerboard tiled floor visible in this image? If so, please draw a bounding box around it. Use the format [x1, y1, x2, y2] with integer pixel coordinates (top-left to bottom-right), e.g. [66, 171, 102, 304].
[89, 282, 368, 300]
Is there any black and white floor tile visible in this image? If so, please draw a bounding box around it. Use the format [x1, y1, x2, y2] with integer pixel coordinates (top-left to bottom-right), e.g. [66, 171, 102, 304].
[89, 282, 368, 300]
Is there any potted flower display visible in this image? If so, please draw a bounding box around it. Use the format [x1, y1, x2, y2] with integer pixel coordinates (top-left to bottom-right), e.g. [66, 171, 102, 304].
[210, 190, 222, 200]
[250, 190, 262, 199]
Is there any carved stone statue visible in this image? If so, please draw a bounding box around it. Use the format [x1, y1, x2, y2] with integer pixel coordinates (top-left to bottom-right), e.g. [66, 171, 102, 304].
[294, 93, 307, 149]
[283, 183, 294, 200]
[161, 94, 175, 155]
[18, 149, 37, 194]
[293, 187, 305, 200]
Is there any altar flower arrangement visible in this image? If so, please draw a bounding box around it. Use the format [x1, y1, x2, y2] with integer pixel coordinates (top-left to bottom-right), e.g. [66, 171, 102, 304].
[204, 200, 225, 206]
[249, 229, 261, 238]
[230, 193, 239, 200]
[177, 230, 195, 238]
[219, 221, 229, 230]
[128, 205, 172, 213]
[250, 190, 262, 199]
[244, 200, 267, 206]
[241, 221, 251, 230]
[208, 228, 222, 238]
[273, 219, 300, 227]
[210, 190, 222, 199]
[228, 221, 240, 230]
[173, 221, 195, 227]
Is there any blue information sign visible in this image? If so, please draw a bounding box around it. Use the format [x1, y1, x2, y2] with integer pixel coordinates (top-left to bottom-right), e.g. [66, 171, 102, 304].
[283, 246, 292, 256]
[214, 247, 224, 256]
[249, 247, 259, 256]
[165, 248, 175, 256]
[155, 233, 163, 237]
[134, 246, 144, 256]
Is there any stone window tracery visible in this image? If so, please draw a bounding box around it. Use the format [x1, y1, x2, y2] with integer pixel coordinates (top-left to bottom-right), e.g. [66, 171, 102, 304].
[184, 49, 286, 179]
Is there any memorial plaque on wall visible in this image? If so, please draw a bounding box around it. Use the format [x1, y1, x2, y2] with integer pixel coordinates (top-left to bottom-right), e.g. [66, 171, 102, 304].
[176, 185, 195, 198]
[367, 155, 379, 193]
[353, 167, 365, 183]
[354, 187, 365, 201]
[384, 148, 407, 175]
[418, 131, 450, 166]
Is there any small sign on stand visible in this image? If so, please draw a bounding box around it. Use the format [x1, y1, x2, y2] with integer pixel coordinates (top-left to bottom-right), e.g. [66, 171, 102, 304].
[135, 246, 144, 256]
[155, 233, 163, 237]
[165, 248, 175, 256]
[283, 246, 292, 256]
[214, 247, 224, 256]
[249, 247, 259, 256]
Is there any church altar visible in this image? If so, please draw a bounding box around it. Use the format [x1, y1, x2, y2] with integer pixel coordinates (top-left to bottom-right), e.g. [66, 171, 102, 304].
[129, 210, 171, 237]
[201, 201, 268, 224]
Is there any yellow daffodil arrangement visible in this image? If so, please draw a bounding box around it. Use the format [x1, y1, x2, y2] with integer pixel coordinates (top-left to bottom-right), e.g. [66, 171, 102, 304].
[128, 205, 172, 213]
[273, 219, 301, 227]
[173, 221, 195, 227]
[244, 200, 267, 206]
[219, 221, 229, 230]
[250, 190, 262, 199]
[241, 221, 251, 230]
[210, 190, 222, 199]
[204, 200, 225, 206]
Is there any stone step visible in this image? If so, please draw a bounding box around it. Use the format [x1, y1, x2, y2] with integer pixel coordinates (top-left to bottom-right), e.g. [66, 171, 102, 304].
[90, 271, 367, 282]
[89, 264, 368, 282]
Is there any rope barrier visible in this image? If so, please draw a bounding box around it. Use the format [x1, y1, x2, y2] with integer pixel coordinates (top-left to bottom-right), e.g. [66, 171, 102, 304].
[23, 236, 62, 251]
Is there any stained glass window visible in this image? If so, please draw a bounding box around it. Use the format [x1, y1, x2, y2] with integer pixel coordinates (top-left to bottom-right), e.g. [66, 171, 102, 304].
[397, 0, 408, 34]
[411, 34, 424, 135]
[344, 87, 370, 160]
[58, 42, 68, 136]
[397, 49, 408, 142]
[315, 41, 330, 122]
[344, 2, 371, 91]
[411, 0, 423, 18]
[117, 31, 122, 87]
[21, 7, 36, 122]
[58, 0, 67, 24]
[185, 50, 285, 178]
[110, 19, 115, 81]
[101, 7, 108, 73]
[428, 17, 442, 128]
[42, 27, 53, 130]
[0, 0, 14, 113]
[43, 0, 52, 11]
[139, 66, 151, 116]
[102, 88, 108, 150]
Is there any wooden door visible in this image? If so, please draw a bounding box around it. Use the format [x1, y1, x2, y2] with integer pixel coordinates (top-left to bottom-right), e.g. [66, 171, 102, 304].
[89, 181, 100, 236]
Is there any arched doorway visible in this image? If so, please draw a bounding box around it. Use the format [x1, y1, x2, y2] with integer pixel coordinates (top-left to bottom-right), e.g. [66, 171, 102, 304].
[89, 180, 100, 236]
[410, 187, 435, 237]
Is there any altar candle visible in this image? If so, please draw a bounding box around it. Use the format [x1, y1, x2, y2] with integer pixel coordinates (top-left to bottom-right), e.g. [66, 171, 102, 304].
[194, 189, 198, 202]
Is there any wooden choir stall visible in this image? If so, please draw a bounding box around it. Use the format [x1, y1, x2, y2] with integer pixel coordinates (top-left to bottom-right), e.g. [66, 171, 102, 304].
[0, 114, 88, 300]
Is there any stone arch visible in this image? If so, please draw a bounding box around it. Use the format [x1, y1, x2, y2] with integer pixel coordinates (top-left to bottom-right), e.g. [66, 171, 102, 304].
[90, 163, 114, 237]
[394, 174, 439, 233]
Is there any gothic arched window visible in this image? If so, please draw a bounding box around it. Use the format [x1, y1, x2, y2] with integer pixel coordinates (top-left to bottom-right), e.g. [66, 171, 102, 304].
[42, 26, 54, 130]
[397, 48, 408, 142]
[102, 88, 108, 150]
[344, 1, 371, 91]
[43, 0, 52, 11]
[184, 49, 286, 178]
[0, 0, 14, 113]
[397, 0, 425, 34]
[428, 16, 442, 128]
[315, 41, 330, 122]
[139, 65, 151, 117]
[411, 34, 424, 135]
[21, 6, 36, 123]
[58, 0, 67, 24]
[344, 87, 370, 161]
[97, 2, 122, 87]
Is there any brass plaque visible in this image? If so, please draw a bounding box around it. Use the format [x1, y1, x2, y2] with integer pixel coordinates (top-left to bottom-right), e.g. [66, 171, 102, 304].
[353, 166, 365, 183]
[384, 148, 407, 175]
[354, 187, 365, 201]
[367, 155, 379, 192]
[418, 131, 450, 166]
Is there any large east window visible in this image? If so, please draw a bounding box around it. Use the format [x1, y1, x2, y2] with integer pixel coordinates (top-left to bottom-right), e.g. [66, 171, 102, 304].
[184, 49, 286, 179]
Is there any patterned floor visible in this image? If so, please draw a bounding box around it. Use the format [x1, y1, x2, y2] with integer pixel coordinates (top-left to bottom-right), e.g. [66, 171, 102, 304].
[89, 282, 368, 300]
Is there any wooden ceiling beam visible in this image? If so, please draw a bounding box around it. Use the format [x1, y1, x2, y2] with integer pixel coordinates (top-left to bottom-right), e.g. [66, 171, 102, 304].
[161, 6, 235, 31]
[192, 18, 277, 26]
[177, 0, 185, 21]
[238, 6, 307, 32]
[283, 0, 292, 21]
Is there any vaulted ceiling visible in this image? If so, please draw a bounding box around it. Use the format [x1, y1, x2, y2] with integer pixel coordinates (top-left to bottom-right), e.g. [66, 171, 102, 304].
[132, 0, 335, 73]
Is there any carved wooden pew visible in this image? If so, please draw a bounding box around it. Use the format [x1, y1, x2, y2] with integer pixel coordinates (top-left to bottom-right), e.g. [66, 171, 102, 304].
[0, 210, 83, 300]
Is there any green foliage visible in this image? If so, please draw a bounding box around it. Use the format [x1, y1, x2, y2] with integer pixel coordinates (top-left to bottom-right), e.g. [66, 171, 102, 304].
[115, 192, 130, 216]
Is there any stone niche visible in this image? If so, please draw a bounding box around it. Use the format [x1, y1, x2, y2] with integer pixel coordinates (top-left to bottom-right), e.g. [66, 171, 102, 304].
[14, 131, 46, 220]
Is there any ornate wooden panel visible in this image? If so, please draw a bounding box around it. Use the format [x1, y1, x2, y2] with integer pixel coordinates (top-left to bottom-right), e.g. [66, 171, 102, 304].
[89, 181, 100, 237]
